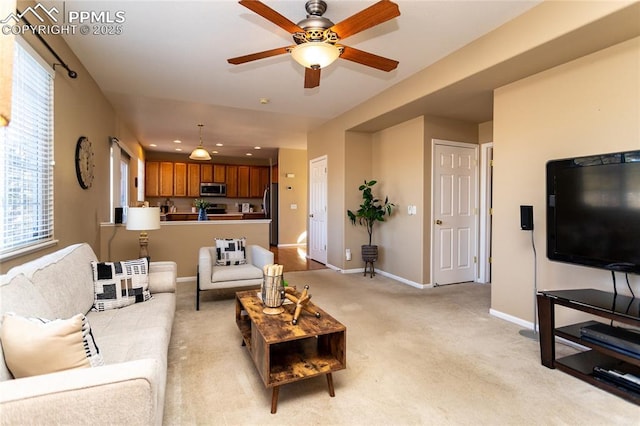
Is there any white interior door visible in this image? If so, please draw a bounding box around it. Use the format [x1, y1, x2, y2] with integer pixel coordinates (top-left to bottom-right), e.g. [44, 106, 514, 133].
[432, 141, 478, 285]
[309, 156, 327, 264]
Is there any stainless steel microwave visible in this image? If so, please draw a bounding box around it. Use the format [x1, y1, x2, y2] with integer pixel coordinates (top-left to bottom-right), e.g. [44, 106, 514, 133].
[200, 182, 226, 197]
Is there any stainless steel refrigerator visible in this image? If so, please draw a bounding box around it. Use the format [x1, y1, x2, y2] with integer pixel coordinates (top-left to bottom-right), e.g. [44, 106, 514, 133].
[264, 184, 278, 246]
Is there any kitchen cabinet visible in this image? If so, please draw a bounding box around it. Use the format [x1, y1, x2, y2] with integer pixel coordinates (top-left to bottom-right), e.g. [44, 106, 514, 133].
[213, 164, 226, 183]
[226, 165, 238, 198]
[159, 162, 174, 196]
[200, 164, 213, 183]
[145, 160, 270, 198]
[174, 162, 187, 197]
[271, 164, 278, 183]
[237, 166, 250, 198]
[188, 163, 200, 197]
[250, 166, 269, 198]
[145, 161, 160, 197]
[146, 161, 174, 197]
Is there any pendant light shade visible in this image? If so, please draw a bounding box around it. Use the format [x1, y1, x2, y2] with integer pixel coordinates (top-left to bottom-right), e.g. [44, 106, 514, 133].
[190, 124, 211, 161]
[290, 42, 340, 69]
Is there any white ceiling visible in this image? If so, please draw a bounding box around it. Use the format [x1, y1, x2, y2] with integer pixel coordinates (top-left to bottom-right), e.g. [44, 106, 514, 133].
[59, 0, 541, 160]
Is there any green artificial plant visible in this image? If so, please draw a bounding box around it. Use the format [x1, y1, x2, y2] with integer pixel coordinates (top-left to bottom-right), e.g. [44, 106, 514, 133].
[347, 180, 395, 246]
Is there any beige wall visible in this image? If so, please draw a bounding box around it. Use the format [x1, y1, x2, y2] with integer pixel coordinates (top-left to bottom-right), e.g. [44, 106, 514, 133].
[492, 36, 640, 325]
[372, 117, 425, 282]
[277, 148, 308, 245]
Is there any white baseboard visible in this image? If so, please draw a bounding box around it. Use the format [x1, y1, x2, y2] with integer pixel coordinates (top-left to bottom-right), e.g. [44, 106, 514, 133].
[489, 308, 533, 329]
[177, 276, 195, 283]
[336, 266, 431, 289]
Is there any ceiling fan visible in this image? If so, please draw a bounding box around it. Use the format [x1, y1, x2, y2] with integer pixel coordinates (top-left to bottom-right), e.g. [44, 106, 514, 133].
[227, 0, 400, 88]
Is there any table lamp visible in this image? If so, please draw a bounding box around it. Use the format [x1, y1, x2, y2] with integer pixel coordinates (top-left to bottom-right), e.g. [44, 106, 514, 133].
[126, 207, 161, 260]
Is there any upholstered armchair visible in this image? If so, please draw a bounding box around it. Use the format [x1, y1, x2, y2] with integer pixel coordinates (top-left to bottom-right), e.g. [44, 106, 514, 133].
[197, 241, 273, 310]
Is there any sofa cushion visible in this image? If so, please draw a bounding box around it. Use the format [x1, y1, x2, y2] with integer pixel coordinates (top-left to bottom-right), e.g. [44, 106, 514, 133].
[91, 258, 152, 311]
[0, 313, 104, 379]
[18, 244, 97, 319]
[211, 263, 263, 283]
[215, 237, 247, 266]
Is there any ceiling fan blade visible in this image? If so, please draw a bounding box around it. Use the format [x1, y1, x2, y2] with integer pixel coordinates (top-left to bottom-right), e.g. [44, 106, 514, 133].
[304, 67, 321, 89]
[227, 46, 293, 65]
[330, 0, 400, 40]
[340, 46, 398, 72]
[239, 0, 304, 34]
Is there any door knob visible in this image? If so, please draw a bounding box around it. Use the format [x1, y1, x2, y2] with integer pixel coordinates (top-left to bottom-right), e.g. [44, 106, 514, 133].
[435, 219, 442, 225]
[309, 214, 314, 218]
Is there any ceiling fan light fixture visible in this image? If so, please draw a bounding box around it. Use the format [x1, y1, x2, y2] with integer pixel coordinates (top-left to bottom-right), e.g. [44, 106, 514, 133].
[189, 124, 212, 161]
[290, 42, 340, 69]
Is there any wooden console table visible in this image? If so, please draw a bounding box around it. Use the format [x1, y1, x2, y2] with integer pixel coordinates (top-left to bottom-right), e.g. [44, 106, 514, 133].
[235, 290, 346, 413]
[537, 289, 640, 404]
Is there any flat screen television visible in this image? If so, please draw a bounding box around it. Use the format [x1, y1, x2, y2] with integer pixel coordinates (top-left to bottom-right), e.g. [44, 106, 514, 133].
[546, 149, 640, 275]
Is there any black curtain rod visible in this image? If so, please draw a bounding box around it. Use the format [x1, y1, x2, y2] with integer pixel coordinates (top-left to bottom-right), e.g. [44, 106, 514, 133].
[17, 9, 78, 78]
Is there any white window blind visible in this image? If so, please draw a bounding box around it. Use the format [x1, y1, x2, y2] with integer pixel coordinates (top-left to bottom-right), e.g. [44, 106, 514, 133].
[0, 38, 54, 257]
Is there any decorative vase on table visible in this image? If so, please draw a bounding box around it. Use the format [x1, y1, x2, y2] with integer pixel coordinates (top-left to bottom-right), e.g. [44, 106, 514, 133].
[198, 208, 208, 221]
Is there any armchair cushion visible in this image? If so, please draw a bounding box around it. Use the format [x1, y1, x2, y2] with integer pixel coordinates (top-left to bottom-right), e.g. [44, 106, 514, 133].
[214, 237, 247, 266]
[211, 263, 263, 283]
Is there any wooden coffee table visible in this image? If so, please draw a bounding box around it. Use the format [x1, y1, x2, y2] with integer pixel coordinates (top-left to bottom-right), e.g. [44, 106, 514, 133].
[235, 290, 346, 413]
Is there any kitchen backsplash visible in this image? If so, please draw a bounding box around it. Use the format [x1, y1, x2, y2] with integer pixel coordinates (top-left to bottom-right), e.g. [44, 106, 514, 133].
[145, 197, 264, 213]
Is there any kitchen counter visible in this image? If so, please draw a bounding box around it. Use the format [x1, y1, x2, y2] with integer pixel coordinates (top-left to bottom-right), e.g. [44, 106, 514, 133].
[163, 212, 266, 221]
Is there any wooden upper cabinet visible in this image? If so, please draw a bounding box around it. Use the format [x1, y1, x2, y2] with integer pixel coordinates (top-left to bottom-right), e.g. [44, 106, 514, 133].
[271, 164, 279, 183]
[145, 161, 160, 197]
[200, 164, 213, 183]
[213, 164, 226, 183]
[237, 165, 250, 198]
[159, 162, 174, 197]
[174, 162, 187, 197]
[187, 163, 200, 197]
[249, 166, 269, 197]
[226, 165, 238, 198]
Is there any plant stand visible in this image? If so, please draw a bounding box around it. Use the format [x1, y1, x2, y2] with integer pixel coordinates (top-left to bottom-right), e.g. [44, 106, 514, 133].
[361, 245, 378, 278]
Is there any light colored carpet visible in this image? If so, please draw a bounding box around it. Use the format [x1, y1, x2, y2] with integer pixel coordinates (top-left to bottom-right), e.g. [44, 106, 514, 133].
[163, 269, 638, 425]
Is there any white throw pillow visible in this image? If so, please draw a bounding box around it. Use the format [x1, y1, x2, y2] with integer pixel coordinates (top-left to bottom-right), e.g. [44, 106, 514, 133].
[91, 258, 152, 311]
[215, 237, 247, 266]
[0, 313, 104, 379]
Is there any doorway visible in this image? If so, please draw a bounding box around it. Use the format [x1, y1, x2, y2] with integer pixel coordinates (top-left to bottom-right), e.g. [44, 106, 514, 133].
[308, 155, 328, 264]
[431, 140, 478, 285]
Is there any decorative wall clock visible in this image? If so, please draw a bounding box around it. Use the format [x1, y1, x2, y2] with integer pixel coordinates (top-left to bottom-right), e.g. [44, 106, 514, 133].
[75, 136, 94, 189]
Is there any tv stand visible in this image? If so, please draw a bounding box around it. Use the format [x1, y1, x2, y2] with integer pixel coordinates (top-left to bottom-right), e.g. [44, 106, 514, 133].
[537, 289, 640, 405]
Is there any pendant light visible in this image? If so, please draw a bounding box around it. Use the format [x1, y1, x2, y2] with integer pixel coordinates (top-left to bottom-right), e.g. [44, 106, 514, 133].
[189, 124, 211, 161]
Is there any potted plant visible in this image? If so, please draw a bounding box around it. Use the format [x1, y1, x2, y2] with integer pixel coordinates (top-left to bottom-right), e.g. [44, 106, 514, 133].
[347, 180, 395, 268]
[194, 199, 210, 221]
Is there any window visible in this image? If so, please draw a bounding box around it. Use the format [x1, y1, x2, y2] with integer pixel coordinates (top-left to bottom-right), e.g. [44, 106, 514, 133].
[110, 137, 131, 222]
[0, 38, 54, 259]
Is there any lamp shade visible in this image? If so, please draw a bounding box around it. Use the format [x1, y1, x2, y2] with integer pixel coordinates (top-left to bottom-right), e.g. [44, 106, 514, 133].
[290, 42, 340, 69]
[189, 147, 212, 161]
[126, 207, 161, 231]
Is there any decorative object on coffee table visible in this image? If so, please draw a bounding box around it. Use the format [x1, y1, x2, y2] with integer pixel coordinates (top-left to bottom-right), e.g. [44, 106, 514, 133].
[262, 264, 285, 315]
[347, 179, 395, 278]
[284, 285, 321, 325]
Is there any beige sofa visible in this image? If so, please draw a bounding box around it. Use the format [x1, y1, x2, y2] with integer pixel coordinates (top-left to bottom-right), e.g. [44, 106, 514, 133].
[197, 244, 273, 310]
[0, 243, 176, 425]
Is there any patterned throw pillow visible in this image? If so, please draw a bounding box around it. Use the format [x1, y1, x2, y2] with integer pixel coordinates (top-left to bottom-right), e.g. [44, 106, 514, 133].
[0, 313, 104, 379]
[215, 237, 247, 266]
[91, 258, 151, 311]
